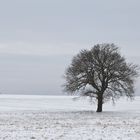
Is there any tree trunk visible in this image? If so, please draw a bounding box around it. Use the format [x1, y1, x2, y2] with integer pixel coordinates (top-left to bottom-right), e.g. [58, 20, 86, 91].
[96, 94, 103, 112]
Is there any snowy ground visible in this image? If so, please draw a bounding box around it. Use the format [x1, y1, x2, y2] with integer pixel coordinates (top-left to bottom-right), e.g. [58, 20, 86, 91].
[0, 95, 140, 140]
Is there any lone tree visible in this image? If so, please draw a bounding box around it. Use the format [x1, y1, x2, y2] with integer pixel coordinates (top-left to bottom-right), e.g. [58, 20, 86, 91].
[63, 43, 139, 112]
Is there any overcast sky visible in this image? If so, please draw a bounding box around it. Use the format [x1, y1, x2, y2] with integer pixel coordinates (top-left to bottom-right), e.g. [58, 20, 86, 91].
[0, 0, 140, 95]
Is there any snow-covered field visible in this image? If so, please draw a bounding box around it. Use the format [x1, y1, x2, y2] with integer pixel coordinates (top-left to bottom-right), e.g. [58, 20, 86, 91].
[0, 95, 140, 140]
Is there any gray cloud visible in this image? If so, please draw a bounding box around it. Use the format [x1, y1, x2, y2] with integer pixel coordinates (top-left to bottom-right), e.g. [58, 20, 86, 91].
[0, 42, 85, 56]
[0, 0, 140, 95]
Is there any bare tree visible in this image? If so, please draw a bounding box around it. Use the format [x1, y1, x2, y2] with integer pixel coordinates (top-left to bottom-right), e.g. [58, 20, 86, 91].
[63, 43, 139, 112]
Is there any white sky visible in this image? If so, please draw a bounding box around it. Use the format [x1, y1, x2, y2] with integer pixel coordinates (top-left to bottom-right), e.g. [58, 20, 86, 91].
[0, 0, 140, 95]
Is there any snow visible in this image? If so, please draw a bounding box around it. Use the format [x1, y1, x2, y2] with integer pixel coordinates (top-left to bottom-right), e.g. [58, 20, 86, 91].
[0, 95, 139, 140]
